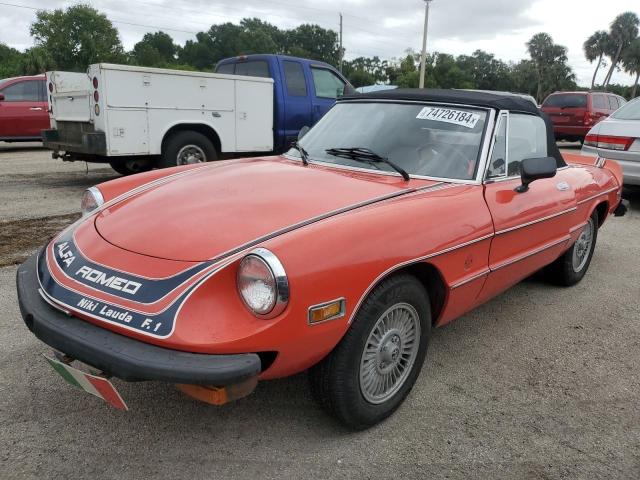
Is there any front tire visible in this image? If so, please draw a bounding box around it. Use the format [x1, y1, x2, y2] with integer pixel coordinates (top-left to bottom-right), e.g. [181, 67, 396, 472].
[159, 131, 217, 168]
[546, 210, 598, 286]
[309, 274, 431, 430]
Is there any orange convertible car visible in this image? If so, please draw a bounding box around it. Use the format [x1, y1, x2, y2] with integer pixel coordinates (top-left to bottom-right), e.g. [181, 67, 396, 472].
[17, 90, 628, 429]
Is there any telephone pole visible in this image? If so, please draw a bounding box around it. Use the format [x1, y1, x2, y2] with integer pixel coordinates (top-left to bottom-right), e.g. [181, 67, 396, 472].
[419, 0, 433, 88]
[339, 13, 343, 72]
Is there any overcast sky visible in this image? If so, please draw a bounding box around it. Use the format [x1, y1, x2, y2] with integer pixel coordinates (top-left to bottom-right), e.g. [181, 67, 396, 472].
[1, 0, 639, 86]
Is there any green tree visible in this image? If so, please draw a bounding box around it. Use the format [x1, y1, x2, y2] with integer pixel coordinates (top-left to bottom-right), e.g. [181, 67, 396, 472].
[22, 46, 56, 75]
[621, 38, 640, 98]
[343, 56, 388, 87]
[583, 31, 610, 89]
[131, 31, 178, 67]
[285, 24, 339, 65]
[0, 43, 23, 78]
[602, 12, 639, 88]
[526, 33, 575, 102]
[456, 50, 513, 91]
[30, 4, 125, 72]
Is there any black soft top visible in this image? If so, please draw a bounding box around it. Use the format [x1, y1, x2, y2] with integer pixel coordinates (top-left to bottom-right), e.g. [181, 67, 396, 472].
[341, 88, 566, 167]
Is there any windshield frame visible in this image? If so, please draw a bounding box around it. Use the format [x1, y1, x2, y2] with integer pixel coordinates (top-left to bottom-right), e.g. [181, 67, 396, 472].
[284, 99, 497, 185]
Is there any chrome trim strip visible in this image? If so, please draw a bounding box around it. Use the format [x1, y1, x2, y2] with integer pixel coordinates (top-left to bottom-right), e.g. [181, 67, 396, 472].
[576, 186, 618, 205]
[494, 207, 577, 235]
[38, 288, 71, 315]
[490, 236, 569, 271]
[450, 269, 490, 289]
[239, 248, 289, 319]
[308, 297, 346, 325]
[347, 232, 494, 324]
[569, 221, 587, 234]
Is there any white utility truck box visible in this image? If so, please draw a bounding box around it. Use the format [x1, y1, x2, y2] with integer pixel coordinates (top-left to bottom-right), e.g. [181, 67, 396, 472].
[44, 64, 274, 173]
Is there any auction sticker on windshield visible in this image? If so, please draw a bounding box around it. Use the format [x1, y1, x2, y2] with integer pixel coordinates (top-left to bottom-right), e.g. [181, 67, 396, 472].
[416, 107, 480, 129]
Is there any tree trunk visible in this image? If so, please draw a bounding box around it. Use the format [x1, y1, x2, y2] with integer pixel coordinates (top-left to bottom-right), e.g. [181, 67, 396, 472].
[591, 53, 603, 89]
[633, 72, 639, 98]
[604, 44, 623, 88]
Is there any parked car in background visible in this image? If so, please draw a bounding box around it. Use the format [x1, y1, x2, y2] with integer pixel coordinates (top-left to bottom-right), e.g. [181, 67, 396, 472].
[44, 55, 354, 175]
[0, 75, 49, 142]
[582, 96, 640, 185]
[541, 91, 626, 143]
[18, 89, 626, 429]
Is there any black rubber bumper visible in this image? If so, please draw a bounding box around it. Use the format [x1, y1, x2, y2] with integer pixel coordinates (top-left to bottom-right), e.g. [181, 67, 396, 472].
[16, 253, 261, 385]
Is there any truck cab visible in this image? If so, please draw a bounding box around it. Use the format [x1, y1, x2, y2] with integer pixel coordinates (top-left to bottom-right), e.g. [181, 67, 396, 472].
[215, 54, 354, 152]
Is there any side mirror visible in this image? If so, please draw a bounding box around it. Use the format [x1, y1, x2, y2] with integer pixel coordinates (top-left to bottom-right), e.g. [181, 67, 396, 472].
[297, 126, 310, 141]
[0, 93, 4, 102]
[515, 156, 557, 193]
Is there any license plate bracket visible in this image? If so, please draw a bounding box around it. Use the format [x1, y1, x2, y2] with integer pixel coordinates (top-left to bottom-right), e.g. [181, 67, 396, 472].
[43, 353, 128, 410]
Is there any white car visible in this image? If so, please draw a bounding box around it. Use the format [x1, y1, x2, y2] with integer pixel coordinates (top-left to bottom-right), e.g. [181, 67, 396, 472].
[582, 97, 640, 185]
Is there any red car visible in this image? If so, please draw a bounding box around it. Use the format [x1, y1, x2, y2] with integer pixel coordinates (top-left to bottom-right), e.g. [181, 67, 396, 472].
[0, 75, 49, 142]
[17, 90, 627, 429]
[541, 91, 626, 143]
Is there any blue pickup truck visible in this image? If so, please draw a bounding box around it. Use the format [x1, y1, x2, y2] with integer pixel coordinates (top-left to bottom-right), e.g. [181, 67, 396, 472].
[216, 54, 355, 154]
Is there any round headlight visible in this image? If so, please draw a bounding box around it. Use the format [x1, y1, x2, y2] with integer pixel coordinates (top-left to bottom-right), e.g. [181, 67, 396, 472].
[81, 186, 104, 215]
[237, 248, 289, 318]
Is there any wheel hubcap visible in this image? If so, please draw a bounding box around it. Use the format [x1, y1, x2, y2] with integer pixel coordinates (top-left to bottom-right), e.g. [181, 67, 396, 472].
[572, 218, 594, 272]
[359, 302, 420, 404]
[176, 145, 206, 165]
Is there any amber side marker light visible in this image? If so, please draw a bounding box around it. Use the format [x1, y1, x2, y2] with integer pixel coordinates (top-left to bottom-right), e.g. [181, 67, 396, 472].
[308, 298, 346, 324]
[177, 376, 258, 406]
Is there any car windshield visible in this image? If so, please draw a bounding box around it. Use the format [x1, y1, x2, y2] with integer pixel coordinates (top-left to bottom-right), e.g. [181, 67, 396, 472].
[0, 78, 15, 88]
[611, 97, 640, 120]
[290, 102, 488, 180]
[542, 94, 587, 108]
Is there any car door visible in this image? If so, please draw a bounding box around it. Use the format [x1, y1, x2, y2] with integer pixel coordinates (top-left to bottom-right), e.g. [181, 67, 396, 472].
[479, 111, 577, 302]
[278, 59, 312, 147]
[0, 79, 47, 138]
[309, 66, 346, 124]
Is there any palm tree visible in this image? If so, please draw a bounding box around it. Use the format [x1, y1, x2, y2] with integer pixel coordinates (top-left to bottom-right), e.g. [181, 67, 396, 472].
[603, 12, 639, 88]
[584, 31, 610, 89]
[527, 33, 554, 103]
[622, 38, 640, 98]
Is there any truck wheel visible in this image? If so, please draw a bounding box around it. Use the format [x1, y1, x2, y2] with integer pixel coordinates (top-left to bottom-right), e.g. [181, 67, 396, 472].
[309, 274, 431, 430]
[160, 131, 217, 168]
[109, 158, 152, 176]
[546, 210, 598, 286]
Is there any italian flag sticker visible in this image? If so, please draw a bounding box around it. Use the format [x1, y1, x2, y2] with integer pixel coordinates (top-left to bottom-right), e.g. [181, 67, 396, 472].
[43, 354, 128, 410]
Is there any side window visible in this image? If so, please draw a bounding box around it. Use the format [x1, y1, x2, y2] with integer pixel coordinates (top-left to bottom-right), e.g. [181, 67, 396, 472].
[1, 80, 40, 102]
[234, 61, 270, 78]
[507, 114, 548, 176]
[283, 61, 307, 97]
[592, 95, 607, 109]
[38, 80, 46, 102]
[311, 67, 346, 99]
[487, 114, 507, 178]
[608, 95, 619, 110]
[215, 63, 235, 75]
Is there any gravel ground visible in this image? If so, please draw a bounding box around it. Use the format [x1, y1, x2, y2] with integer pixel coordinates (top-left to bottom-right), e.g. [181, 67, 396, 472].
[1, 144, 638, 479]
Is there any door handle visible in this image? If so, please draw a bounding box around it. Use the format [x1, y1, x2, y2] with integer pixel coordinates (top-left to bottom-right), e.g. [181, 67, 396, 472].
[30, 107, 43, 111]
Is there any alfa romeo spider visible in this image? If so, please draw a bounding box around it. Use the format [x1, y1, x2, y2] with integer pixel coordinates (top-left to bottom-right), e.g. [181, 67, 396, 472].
[17, 89, 627, 429]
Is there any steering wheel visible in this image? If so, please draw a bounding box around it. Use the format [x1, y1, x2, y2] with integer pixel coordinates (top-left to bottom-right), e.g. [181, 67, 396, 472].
[415, 143, 473, 179]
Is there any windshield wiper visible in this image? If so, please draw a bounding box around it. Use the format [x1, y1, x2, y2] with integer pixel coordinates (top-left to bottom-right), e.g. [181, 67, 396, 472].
[325, 147, 410, 181]
[290, 141, 309, 165]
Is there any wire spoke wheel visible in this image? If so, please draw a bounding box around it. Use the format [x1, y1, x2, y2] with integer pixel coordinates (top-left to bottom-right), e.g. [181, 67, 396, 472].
[359, 302, 421, 404]
[572, 217, 594, 273]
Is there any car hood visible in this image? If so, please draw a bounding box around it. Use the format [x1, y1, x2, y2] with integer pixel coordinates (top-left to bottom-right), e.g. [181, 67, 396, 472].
[94, 157, 431, 261]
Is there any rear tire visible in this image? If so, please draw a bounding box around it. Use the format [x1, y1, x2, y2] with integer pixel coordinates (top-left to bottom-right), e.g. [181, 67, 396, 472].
[159, 131, 217, 168]
[309, 274, 431, 430]
[546, 210, 598, 286]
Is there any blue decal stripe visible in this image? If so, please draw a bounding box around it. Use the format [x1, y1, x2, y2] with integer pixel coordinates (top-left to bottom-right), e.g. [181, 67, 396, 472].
[51, 231, 213, 304]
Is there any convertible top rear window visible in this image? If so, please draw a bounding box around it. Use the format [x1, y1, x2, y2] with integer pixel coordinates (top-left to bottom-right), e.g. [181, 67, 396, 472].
[292, 102, 488, 180]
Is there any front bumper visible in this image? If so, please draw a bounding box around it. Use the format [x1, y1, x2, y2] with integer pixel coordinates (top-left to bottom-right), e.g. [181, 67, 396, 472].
[16, 252, 261, 385]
